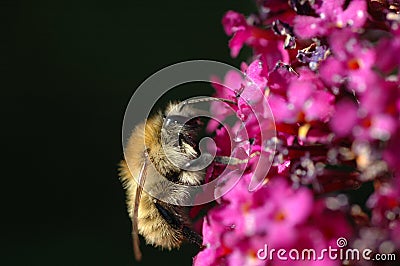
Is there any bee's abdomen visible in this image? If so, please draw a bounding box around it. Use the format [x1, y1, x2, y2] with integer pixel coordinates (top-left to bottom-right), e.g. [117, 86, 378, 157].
[137, 194, 184, 250]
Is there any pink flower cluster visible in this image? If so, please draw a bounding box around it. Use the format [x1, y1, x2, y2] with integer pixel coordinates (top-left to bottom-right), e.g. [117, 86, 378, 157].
[194, 0, 400, 265]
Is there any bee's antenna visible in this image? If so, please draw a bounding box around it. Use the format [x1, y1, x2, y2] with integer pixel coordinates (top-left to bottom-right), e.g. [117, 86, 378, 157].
[182, 97, 236, 106]
[176, 97, 236, 113]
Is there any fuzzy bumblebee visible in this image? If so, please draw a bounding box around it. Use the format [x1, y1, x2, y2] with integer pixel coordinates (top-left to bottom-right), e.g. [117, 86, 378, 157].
[119, 102, 206, 261]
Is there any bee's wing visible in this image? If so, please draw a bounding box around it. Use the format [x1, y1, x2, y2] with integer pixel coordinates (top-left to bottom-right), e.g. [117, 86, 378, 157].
[132, 158, 148, 261]
[154, 200, 203, 248]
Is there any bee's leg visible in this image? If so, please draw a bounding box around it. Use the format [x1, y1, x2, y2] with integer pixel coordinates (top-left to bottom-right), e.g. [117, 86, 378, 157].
[214, 151, 261, 165]
[154, 201, 203, 247]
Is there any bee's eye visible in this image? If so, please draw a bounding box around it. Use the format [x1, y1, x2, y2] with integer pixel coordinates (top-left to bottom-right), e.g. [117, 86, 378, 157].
[165, 115, 188, 127]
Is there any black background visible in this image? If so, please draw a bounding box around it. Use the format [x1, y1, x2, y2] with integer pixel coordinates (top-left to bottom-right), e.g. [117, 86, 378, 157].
[3, 0, 253, 265]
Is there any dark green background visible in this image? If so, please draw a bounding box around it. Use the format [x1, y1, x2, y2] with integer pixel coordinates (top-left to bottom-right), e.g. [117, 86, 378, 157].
[3, 0, 253, 265]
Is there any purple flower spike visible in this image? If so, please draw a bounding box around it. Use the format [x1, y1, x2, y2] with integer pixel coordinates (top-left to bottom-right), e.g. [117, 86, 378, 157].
[193, 1, 400, 265]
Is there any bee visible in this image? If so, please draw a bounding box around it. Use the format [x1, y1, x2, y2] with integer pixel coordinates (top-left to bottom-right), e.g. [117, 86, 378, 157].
[119, 97, 236, 261]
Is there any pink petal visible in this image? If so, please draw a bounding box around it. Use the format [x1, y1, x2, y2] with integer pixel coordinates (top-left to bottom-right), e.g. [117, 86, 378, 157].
[304, 90, 335, 122]
[294, 16, 325, 39]
[222, 10, 247, 35]
[330, 99, 358, 137]
[339, 0, 367, 29]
